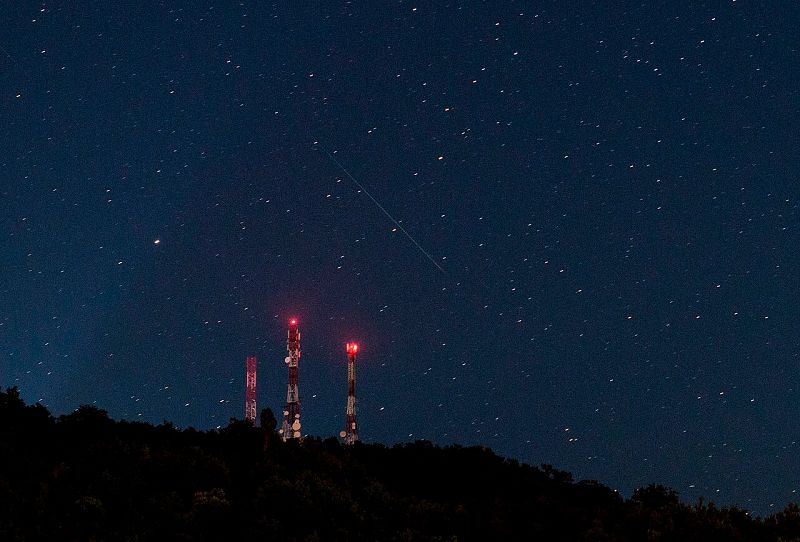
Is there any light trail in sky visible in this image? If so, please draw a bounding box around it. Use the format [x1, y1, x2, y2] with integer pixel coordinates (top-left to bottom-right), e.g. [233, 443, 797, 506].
[316, 142, 445, 274]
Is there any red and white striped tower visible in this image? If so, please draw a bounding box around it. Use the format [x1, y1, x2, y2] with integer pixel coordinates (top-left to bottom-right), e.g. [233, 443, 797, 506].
[280, 318, 302, 441]
[244, 355, 257, 422]
[340, 342, 359, 445]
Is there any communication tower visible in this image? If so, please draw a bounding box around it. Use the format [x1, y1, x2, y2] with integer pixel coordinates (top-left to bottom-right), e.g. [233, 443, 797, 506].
[340, 342, 359, 444]
[245, 355, 257, 423]
[280, 318, 302, 440]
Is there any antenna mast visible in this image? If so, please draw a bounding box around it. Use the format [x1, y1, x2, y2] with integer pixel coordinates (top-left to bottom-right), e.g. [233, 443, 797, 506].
[244, 355, 257, 423]
[280, 318, 302, 440]
[341, 342, 359, 444]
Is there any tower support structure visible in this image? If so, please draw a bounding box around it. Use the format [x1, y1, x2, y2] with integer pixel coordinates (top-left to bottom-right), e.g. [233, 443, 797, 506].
[280, 318, 302, 440]
[341, 342, 359, 444]
[245, 355, 257, 422]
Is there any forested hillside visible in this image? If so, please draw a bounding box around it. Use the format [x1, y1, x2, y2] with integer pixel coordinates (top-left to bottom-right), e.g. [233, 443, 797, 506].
[2, 387, 800, 541]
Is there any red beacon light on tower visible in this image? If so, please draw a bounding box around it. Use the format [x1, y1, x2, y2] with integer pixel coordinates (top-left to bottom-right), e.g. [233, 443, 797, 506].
[346, 342, 358, 355]
[289, 318, 298, 326]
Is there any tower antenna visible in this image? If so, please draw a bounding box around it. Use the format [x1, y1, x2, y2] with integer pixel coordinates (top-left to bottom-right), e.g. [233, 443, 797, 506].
[244, 355, 257, 423]
[280, 318, 302, 440]
[341, 342, 359, 444]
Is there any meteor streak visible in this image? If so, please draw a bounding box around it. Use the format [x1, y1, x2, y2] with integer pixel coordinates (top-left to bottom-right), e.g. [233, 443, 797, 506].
[317, 143, 445, 274]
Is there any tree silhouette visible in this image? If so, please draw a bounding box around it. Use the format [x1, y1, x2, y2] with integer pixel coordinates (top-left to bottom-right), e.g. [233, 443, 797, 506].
[0, 388, 797, 541]
[260, 407, 278, 450]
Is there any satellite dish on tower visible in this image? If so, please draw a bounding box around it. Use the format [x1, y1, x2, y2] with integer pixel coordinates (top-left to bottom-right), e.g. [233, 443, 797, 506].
[339, 431, 347, 438]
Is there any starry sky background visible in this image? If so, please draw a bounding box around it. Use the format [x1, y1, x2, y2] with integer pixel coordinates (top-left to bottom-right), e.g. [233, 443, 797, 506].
[2, 1, 799, 515]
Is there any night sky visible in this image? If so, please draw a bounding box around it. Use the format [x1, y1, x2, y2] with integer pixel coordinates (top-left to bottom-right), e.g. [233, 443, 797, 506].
[2, 1, 799, 515]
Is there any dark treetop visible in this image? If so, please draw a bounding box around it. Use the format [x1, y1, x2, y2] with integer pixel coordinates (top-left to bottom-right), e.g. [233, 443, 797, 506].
[5, 388, 800, 541]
